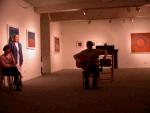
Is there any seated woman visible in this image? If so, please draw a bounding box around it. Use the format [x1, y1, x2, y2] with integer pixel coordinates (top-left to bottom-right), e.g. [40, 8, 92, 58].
[0, 45, 22, 91]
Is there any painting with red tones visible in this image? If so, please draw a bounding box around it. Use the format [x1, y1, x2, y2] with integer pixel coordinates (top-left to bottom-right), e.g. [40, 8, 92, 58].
[131, 33, 150, 53]
[27, 30, 35, 49]
[76, 41, 83, 48]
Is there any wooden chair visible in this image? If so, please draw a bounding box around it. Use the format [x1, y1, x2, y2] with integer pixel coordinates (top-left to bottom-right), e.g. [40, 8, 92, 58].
[96, 45, 116, 81]
[99, 55, 114, 81]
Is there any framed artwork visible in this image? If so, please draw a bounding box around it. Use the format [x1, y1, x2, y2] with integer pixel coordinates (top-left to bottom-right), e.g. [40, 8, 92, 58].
[27, 30, 35, 49]
[54, 37, 60, 52]
[76, 41, 83, 48]
[7, 25, 19, 44]
[131, 33, 150, 53]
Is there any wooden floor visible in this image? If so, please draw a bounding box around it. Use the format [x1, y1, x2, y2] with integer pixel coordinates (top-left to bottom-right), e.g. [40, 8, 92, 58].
[0, 68, 150, 113]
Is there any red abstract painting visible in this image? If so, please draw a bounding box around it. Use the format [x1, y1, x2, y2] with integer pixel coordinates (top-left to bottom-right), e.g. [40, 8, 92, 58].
[131, 33, 150, 53]
[27, 31, 35, 49]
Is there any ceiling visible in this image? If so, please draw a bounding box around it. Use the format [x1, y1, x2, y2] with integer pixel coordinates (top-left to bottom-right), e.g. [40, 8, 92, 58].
[23, 0, 150, 21]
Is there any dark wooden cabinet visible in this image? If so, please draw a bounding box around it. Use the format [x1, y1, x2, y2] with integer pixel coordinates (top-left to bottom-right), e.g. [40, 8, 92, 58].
[113, 49, 118, 68]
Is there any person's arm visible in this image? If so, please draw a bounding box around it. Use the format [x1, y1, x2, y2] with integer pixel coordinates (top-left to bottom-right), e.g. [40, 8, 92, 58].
[19, 43, 23, 66]
[0, 56, 12, 68]
[73, 50, 85, 60]
[73, 53, 80, 60]
[103, 50, 108, 59]
[10, 52, 15, 65]
[92, 49, 107, 59]
[92, 49, 107, 56]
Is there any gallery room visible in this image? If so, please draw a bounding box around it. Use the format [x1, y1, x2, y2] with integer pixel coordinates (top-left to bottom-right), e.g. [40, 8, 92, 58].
[0, 0, 150, 113]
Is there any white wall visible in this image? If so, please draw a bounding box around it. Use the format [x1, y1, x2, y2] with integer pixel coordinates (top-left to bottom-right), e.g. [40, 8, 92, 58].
[50, 22, 63, 72]
[0, 0, 41, 81]
[61, 18, 150, 69]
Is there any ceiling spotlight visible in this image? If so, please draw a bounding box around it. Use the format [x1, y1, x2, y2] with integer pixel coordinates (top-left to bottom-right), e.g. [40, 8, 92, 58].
[109, 19, 112, 23]
[122, 18, 125, 23]
[88, 20, 91, 24]
[82, 9, 87, 16]
[126, 7, 131, 13]
[136, 7, 140, 12]
[48, 13, 51, 21]
[130, 18, 134, 23]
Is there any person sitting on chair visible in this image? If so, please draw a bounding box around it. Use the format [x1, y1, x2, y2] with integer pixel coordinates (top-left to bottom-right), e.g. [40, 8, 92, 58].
[73, 41, 107, 89]
[0, 45, 22, 91]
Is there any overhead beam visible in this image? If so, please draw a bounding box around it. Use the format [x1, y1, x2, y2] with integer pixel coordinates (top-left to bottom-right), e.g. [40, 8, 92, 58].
[34, 0, 150, 13]
[49, 6, 150, 21]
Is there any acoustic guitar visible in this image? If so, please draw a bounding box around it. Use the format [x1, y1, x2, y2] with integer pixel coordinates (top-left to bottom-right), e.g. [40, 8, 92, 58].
[76, 56, 88, 68]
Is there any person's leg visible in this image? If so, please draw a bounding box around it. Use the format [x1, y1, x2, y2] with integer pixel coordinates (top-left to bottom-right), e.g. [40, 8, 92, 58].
[0, 76, 4, 89]
[12, 67, 22, 91]
[83, 70, 89, 89]
[6, 67, 22, 91]
[2, 68, 14, 90]
[92, 66, 99, 89]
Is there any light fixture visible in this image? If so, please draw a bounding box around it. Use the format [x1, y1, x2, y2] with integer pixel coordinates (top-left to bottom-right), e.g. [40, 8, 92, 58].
[17, 0, 31, 8]
[136, 7, 140, 12]
[122, 18, 125, 23]
[82, 9, 87, 16]
[130, 18, 134, 23]
[88, 20, 91, 24]
[109, 19, 112, 23]
[126, 7, 131, 13]
[48, 13, 51, 21]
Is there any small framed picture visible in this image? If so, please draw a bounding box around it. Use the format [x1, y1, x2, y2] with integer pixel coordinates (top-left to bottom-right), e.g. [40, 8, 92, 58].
[76, 41, 83, 48]
[54, 37, 60, 52]
[7, 24, 19, 44]
[26, 30, 35, 49]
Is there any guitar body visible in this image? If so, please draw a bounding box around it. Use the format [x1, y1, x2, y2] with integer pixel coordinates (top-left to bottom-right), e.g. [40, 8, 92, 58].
[76, 56, 88, 68]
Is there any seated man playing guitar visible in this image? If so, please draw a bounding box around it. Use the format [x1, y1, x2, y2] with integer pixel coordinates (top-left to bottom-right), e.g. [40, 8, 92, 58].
[73, 41, 107, 89]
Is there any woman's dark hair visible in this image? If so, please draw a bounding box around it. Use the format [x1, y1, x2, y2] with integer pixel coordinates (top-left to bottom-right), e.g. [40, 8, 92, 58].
[3, 45, 10, 51]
